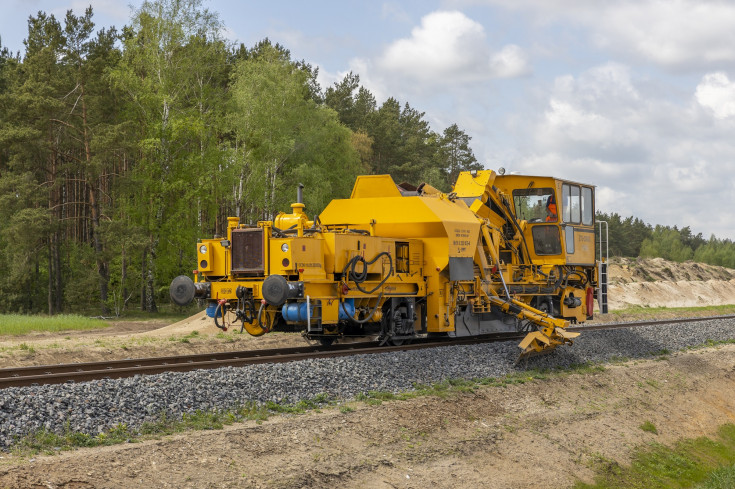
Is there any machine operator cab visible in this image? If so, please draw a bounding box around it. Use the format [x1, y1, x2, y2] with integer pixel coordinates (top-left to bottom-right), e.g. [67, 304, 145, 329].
[499, 175, 596, 266]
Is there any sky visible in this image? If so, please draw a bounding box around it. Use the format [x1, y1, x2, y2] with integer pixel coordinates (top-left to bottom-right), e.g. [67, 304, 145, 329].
[2, 0, 735, 240]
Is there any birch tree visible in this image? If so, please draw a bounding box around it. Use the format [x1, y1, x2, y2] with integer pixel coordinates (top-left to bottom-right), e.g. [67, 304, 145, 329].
[110, 0, 224, 311]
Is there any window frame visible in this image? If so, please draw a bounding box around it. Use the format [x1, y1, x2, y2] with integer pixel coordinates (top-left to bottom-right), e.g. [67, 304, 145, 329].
[582, 186, 593, 225]
[562, 183, 584, 225]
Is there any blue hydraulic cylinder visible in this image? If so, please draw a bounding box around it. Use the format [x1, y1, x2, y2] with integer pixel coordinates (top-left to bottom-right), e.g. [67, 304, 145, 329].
[281, 302, 311, 322]
[281, 299, 356, 322]
[205, 302, 218, 318]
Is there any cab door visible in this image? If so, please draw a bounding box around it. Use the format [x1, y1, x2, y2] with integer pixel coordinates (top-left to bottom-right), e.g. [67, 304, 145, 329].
[560, 183, 596, 265]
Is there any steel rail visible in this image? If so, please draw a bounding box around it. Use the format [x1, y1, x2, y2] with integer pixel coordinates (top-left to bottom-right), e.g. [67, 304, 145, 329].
[567, 313, 735, 332]
[1, 314, 734, 389]
[0, 333, 524, 389]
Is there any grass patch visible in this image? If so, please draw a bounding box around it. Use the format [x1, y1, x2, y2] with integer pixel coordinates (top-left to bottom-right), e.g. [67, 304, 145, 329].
[216, 332, 237, 343]
[688, 338, 735, 351]
[575, 424, 735, 489]
[695, 464, 735, 489]
[609, 355, 631, 364]
[640, 421, 658, 434]
[606, 304, 735, 320]
[13, 421, 135, 454]
[108, 306, 198, 321]
[0, 314, 110, 336]
[12, 396, 336, 456]
[169, 330, 201, 343]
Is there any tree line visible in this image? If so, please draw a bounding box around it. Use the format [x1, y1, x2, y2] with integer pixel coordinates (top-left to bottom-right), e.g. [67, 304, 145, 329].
[0, 1, 481, 315]
[597, 212, 735, 268]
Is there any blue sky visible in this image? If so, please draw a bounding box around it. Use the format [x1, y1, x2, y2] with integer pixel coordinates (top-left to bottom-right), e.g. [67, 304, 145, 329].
[3, 0, 735, 240]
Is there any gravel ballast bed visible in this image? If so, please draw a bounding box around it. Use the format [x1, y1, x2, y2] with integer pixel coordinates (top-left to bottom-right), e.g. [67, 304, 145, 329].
[1, 318, 734, 449]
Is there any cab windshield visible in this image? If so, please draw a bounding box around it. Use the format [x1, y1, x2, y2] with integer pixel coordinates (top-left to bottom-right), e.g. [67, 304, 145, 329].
[512, 188, 556, 223]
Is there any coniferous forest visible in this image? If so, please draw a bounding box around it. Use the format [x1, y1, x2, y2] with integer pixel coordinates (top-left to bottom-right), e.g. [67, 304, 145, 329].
[1, 1, 733, 316]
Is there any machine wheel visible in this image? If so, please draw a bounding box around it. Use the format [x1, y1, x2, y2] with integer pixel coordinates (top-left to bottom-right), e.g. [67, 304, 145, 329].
[387, 337, 412, 346]
[534, 296, 553, 316]
[242, 303, 273, 336]
[318, 337, 336, 346]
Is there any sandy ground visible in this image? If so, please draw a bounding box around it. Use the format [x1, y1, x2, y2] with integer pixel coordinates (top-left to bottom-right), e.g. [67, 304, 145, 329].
[0, 315, 310, 368]
[608, 256, 735, 309]
[0, 257, 734, 488]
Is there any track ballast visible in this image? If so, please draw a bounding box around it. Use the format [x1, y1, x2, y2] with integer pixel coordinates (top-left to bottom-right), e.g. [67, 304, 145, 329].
[0, 314, 734, 450]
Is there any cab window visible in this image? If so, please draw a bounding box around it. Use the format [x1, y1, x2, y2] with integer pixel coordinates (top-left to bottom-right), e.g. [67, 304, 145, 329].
[562, 183, 592, 225]
[532, 226, 562, 255]
[512, 188, 556, 223]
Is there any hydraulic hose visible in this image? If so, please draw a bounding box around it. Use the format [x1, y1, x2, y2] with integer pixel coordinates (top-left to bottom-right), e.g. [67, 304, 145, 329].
[339, 251, 394, 324]
[256, 301, 271, 333]
[342, 251, 393, 294]
[339, 290, 385, 324]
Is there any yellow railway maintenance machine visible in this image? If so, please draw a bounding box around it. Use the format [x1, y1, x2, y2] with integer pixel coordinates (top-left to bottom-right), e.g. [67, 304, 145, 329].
[170, 170, 608, 358]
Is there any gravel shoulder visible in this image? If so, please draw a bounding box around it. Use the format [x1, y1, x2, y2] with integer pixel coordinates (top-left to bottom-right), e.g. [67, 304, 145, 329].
[1, 342, 733, 488]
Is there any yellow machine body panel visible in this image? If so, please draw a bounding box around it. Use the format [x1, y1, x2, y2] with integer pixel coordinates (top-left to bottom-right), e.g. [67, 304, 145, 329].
[319, 194, 480, 261]
[196, 238, 227, 276]
[349, 174, 403, 199]
[269, 236, 327, 279]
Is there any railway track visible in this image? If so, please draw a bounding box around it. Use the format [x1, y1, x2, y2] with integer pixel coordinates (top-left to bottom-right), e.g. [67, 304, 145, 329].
[2, 315, 733, 389]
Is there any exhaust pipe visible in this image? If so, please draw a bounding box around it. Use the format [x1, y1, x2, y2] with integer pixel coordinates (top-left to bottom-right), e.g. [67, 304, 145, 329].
[297, 183, 304, 204]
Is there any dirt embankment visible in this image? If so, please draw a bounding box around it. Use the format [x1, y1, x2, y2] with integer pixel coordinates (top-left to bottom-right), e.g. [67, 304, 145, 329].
[607, 257, 735, 309]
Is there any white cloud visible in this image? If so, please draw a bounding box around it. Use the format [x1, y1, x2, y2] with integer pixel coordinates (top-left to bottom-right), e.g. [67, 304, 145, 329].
[695, 72, 735, 119]
[458, 0, 735, 71]
[220, 26, 239, 44]
[594, 1, 735, 70]
[376, 10, 529, 85]
[381, 3, 412, 23]
[532, 63, 645, 161]
[489, 45, 529, 78]
[509, 62, 735, 238]
[62, 0, 131, 22]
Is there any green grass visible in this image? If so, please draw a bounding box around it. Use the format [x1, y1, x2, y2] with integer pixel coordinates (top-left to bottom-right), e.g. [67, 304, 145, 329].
[575, 424, 735, 489]
[0, 314, 110, 336]
[687, 338, 735, 351]
[169, 330, 201, 343]
[694, 464, 735, 489]
[640, 421, 658, 434]
[606, 304, 735, 319]
[112, 306, 199, 321]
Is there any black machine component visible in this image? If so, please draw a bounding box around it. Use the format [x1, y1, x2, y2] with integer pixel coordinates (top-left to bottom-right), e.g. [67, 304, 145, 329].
[563, 294, 582, 308]
[261, 275, 303, 306]
[231, 228, 265, 275]
[380, 297, 417, 345]
[170, 276, 210, 306]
